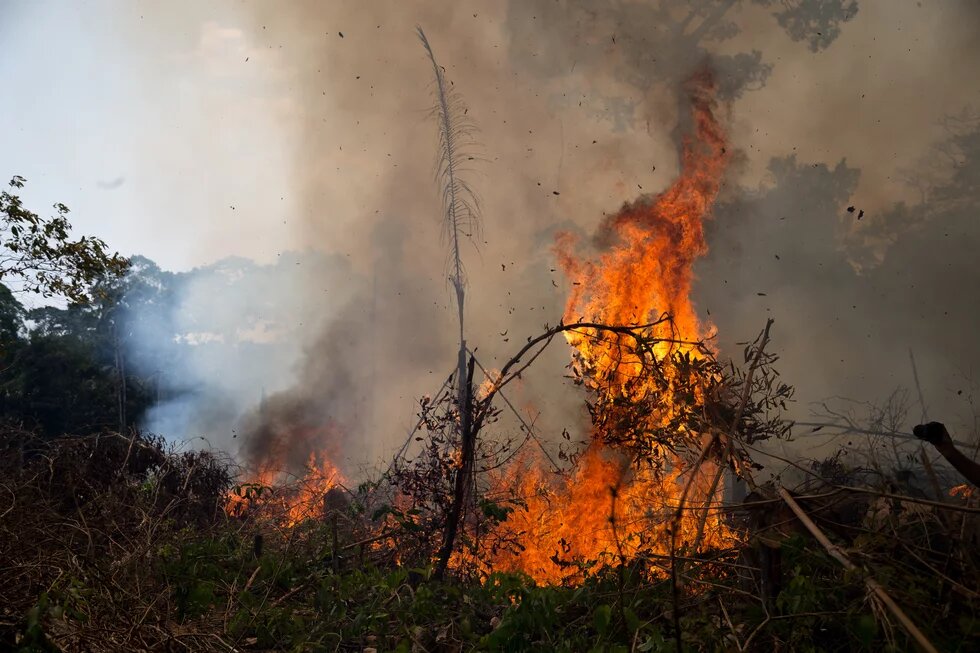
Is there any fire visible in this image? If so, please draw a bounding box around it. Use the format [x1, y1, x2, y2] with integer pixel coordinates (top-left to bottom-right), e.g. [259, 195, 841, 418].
[476, 368, 502, 401]
[476, 448, 732, 584]
[227, 452, 344, 527]
[229, 68, 736, 584]
[557, 67, 726, 368]
[475, 68, 734, 583]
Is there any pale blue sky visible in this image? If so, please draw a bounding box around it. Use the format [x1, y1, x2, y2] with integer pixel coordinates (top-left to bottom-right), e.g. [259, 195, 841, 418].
[0, 1, 298, 271]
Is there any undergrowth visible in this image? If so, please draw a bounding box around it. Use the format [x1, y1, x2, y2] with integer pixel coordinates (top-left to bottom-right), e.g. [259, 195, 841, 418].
[1, 428, 978, 652]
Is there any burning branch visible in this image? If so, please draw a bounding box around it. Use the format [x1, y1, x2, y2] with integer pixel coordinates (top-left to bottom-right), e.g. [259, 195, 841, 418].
[403, 64, 796, 585]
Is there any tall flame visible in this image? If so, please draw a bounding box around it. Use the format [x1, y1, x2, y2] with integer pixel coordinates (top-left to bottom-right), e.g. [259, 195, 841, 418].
[558, 66, 726, 373]
[476, 68, 733, 584]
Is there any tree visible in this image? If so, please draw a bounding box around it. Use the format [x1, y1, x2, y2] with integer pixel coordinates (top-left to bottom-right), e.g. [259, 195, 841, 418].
[0, 176, 129, 304]
[0, 175, 132, 435]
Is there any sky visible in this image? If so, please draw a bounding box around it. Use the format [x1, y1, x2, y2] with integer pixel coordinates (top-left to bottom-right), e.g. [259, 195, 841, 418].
[2, 1, 980, 472]
[0, 1, 298, 271]
[2, 1, 976, 272]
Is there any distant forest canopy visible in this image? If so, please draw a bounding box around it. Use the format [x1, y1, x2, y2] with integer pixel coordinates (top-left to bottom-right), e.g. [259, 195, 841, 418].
[0, 251, 354, 440]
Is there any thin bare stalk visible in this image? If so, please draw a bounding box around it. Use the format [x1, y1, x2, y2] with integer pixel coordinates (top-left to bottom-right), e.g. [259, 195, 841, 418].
[775, 486, 939, 653]
[417, 26, 483, 580]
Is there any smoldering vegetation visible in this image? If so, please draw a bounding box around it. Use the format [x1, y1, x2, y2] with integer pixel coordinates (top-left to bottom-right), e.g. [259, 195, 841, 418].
[117, 251, 360, 452]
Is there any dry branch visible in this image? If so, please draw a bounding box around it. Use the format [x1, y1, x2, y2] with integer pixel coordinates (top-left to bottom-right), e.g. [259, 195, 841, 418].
[775, 486, 939, 653]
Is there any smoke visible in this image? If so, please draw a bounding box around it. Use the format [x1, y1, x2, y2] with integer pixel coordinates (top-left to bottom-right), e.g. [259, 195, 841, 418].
[226, 0, 774, 474]
[117, 0, 980, 474]
[123, 252, 358, 453]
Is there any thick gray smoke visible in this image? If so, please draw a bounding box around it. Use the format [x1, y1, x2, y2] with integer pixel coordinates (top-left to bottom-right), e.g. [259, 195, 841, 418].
[123, 1, 980, 476]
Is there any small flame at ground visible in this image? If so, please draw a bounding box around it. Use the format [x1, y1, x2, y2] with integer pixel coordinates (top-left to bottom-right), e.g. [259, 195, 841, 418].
[227, 452, 344, 527]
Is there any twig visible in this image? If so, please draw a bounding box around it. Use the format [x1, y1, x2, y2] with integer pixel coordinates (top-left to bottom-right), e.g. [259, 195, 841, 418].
[919, 446, 947, 504]
[669, 533, 682, 653]
[717, 596, 742, 651]
[341, 528, 402, 551]
[482, 317, 675, 402]
[795, 421, 975, 449]
[741, 615, 770, 651]
[386, 372, 454, 475]
[690, 319, 774, 554]
[908, 349, 928, 423]
[468, 352, 563, 473]
[0, 482, 15, 520]
[898, 540, 979, 599]
[831, 484, 980, 514]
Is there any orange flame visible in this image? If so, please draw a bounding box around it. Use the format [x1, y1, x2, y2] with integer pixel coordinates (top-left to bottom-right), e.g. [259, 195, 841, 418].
[476, 368, 502, 401]
[226, 452, 344, 527]
[558, 67, 726, 367]
[475, 68, 734, 583]
[474, 447, 732, 584]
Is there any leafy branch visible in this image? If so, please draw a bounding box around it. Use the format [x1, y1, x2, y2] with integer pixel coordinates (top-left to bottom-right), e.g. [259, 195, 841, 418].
[0, 176, 130, 303]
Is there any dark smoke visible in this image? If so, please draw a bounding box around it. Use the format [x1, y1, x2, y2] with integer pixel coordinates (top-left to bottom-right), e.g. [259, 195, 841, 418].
[217, 0, 980, 475]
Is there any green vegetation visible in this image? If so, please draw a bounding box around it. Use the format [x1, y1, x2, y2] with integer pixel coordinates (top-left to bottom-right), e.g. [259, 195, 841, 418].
[2, 427, 978, 652]
[1, 176, 129, 304]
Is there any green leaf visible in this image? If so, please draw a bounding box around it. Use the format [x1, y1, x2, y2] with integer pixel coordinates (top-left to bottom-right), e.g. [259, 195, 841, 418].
[854, 613, 877, 647]
[624, 606, 640, 634]
[593, 604, 612, 637]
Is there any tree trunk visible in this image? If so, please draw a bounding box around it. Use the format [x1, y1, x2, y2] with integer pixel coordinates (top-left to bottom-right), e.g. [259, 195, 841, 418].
[114, 322, 126, 434]
[434, 353, 476, 579]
